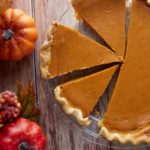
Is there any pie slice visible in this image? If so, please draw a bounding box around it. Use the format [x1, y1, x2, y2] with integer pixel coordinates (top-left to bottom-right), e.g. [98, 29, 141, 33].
[54, 65, 118, 126]
[99, 0, 150, 144]
[40, 22, 122, 79]
[71, 0, 126, 57]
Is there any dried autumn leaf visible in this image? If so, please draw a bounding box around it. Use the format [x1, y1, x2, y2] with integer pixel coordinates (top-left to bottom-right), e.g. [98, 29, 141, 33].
[0, 0, 12, 14]
[26, 109, 40, 123]
[17, 81, 40, 123]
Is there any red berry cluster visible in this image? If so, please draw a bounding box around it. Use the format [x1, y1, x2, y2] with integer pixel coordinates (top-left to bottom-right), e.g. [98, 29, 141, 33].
[0, 91, 21, 124]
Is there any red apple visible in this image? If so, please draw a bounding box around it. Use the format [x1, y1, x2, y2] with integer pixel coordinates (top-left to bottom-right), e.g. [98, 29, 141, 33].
[0, 118, 46, 150]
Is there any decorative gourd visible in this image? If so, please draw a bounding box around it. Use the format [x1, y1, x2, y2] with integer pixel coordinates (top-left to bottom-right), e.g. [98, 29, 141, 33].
[0, 0, 12, 14]
[0, 8, 38, 61]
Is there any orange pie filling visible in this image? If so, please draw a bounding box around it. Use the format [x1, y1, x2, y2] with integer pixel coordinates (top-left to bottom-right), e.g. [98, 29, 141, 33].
[55, 65, 118, 126]
[71, 0, 126, 57]
[99, 0, 150, 144]
[40, 22, 121, 79]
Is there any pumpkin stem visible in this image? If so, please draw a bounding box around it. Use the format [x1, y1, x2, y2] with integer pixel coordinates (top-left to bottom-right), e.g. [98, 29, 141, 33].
[2, 29, 14, 40]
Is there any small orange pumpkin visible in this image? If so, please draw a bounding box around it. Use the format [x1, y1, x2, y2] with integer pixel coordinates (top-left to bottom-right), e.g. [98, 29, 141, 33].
[0, 8, 38, 61]
[0, 0, 12, 14]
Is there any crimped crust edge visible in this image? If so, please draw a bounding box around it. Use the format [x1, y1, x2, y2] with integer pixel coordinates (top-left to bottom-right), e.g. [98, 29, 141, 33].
[40, 22, 58, 79]
[99, 120, 150, 144]
[54, 86, 91, 126]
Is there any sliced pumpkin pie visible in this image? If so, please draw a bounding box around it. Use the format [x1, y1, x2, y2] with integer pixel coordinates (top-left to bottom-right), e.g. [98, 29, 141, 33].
[71, 0, 126, 57]
[54, 65, 118, 126]
[99, 0, 150, 144]
[40, 22, 121, 79]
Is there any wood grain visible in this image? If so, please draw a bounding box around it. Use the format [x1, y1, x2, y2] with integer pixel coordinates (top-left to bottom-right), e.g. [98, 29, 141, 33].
[0, 0, 150, 150]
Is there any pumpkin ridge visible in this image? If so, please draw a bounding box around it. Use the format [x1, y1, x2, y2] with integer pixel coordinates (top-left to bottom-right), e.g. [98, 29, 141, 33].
[13, 37, 25, 55]
[0, 16, 6, 29]
[7, 8, 14, 27]
[7, 39, 23, 60]
[15, 36, 34, 55]
[10, 9, 25, 27]
[17, 28, 38, 42]
[1, 8, 13, 27]
[12, 15, 36, 30]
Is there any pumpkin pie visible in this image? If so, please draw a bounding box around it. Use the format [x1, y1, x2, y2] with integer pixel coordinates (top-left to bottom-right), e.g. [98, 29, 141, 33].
[40, 22, 122, 79]
[99, 0, 150, 144]
[71, 0, 126, 57]
[54, 65, 118, 126]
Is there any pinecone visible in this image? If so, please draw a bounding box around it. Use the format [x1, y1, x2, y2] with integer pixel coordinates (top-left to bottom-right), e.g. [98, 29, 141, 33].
[0, 91, 21, 124]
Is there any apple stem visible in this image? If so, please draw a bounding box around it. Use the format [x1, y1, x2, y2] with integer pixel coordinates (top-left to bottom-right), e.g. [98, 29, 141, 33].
[2, 29, 14, 41]
[19, 142, 36, 150]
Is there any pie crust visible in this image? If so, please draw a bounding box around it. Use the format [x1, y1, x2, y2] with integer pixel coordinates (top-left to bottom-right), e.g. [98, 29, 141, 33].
[99, 121, 150, 144]
[40, 23, 55, 78]
[54, 86, 91, 126]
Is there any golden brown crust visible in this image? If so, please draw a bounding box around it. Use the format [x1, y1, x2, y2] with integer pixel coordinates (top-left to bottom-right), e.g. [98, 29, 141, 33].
[40, 22, 58, 78]
[54, 86, 91, 126]
[98, 120, 150, 144]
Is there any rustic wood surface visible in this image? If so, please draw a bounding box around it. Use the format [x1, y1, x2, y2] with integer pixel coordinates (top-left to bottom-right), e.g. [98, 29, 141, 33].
[1, 0, 150, 150]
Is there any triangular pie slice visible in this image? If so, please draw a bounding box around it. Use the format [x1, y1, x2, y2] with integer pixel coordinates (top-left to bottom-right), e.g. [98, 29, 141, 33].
[40, 22, 122, 78]
[99, 0, 150, 144]
[71, 0, 126, 57]
[54, 65, 118, 126]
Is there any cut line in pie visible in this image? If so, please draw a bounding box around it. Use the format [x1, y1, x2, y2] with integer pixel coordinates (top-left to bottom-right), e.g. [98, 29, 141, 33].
[54, 65, 119, 126]
[40, 22, 122, 79]
[71, 0, 126, 57]
[99, 0, 150, 144]
[40, 0, 150, 145]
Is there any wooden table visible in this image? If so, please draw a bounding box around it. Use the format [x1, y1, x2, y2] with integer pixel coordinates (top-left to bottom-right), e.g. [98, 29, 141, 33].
[0, 0, 150, 150]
